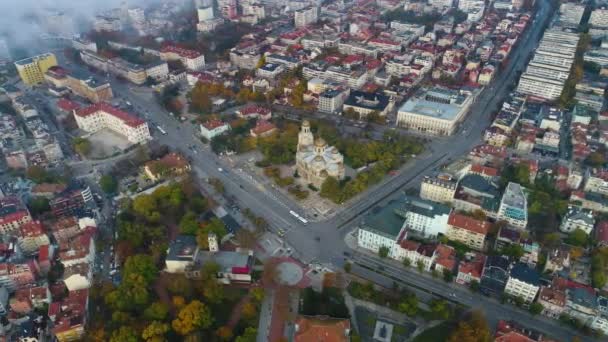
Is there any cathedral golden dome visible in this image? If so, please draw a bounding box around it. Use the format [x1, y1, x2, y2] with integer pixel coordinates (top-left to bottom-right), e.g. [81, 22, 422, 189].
[314, 138, 327, 147]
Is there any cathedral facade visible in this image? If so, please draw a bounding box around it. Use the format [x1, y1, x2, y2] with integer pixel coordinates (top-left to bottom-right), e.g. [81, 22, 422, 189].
[295, 120, 345, 188]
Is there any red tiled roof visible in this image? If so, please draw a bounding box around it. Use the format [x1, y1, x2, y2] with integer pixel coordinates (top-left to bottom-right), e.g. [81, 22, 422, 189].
[471, 164, 499, 177]
[19, 220, 45, 238]
[202, 119, 227, 130]
[238, 105, 271, 116]
[448, 212, 490, 235]
[161, 44, 202, 59]
[458, 254, 486, 279]
[75, 102, 146, 128]
[57, 98, 81, 112]
[597, 221, 608, 243]
[294, 316, 350, 342]
[251, 120, 276, 135]
[435, 244, 456, 270]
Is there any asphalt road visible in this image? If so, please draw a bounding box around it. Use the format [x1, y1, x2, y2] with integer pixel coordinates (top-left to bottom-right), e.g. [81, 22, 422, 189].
[52, 1, 591, 339]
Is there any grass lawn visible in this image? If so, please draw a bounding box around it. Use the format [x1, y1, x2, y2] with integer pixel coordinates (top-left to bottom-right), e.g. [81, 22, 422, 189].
[412, 320, 456, 342]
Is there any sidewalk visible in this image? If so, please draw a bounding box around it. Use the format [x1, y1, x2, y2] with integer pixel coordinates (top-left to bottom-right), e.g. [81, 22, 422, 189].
[256, 289, 275, 342]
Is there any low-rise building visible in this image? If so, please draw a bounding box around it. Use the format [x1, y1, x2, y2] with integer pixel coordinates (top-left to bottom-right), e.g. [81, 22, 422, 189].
[250, 120, 277, 137]
[74, 103, 150, 144]
[0, 196, 32, 235]
[144, 153, 191, 182]
[200, 119, 230, 140]
[543, 247, 571, 274]
[445, 212, 490, 251]
[342, 91, 391, 119]
[256, 63, 285, 79]
[537, 285, 566, 319]
[160, 45, 205, 71]
[456, 252, 486, 285]
[504, 262, 540, 303]
[294, 315, 350, 342]
[560, 206, 595, 234]
[17, 221, 50, 255]
[49, 289, 88, 342]
[236, 105, 272, 120]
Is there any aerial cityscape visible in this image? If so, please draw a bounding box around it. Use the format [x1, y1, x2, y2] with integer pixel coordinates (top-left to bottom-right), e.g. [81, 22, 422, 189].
[0, 0, 607, 341]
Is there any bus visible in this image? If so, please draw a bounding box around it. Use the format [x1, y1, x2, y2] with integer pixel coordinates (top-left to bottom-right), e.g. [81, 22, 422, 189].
[157, 125, 167, 135]
[289, 210, 308, 225]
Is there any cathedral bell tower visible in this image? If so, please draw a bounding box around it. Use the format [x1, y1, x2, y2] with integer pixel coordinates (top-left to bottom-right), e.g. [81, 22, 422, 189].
[297, 120, 314, 151]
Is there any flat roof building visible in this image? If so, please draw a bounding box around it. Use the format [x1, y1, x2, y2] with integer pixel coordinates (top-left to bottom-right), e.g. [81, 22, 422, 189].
[397, 87, 476, 135]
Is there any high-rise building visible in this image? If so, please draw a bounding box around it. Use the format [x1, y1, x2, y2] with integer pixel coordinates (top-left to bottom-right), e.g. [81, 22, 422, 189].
[15, 53, 58, 86]
[217, 0, 238, 19]
[498, 182, 528, 229]
[294, 6, 318, 27]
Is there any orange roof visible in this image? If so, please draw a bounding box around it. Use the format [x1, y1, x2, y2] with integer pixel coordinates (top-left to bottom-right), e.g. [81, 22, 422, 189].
[294, 316, 350, 342]
[470, 163, 499, 177]
[448, 212, 490, 235]
[202, 119, 227, 130]
[31, 183, 67, 194]
[251, 120, 277, 135]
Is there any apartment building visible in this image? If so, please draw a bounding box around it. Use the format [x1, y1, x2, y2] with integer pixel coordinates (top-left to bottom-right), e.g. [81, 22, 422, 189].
[200, 119, 230, 140]
[66, 70, 113, 103]
[397, 87, 476, 136]
[50, 187, 94, 218]
[445, 212, 490, 251]
[17, 221, 50, 255]
[558, 3, 586, 27]
[15, 53, 58, 86]
[295, 6, 318, 28]
[160, 45, 205, 71]
[0, 196, 32, 235]
[395, 196, 451, 239]
[516, 29, 579, 101]
[318, 88, 349, 114]
[480, 255, 511, 297]
[256, 63, 285, 79]
[504, 263, 541, 303]
[342, 91, 391, 118]
[560, 206, 595, 234]
[498, 182, 528, 229]
[79, 50, 148, 85]
[590, 9, 608, 28]
[93, 15, 122, 32]
[420, 174, 458, 204]
[74, 103, 150, 144]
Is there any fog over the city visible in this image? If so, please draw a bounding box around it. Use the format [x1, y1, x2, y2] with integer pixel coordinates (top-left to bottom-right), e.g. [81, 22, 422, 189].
[0, 0, 169, 54]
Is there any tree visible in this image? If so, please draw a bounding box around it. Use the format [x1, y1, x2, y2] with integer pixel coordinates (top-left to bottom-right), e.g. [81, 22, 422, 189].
[235, 327, 258, 342]
[256, 55, 267, 69]
[469, 280, 480, 292]
[529, 302, 543, 315]
[443, 268, 454, 283]
[344, 262, 352, 273]
[448, 311, 491, 342]
[567, 228, 588, 247]
[378, 246, 389, 258]
[100, 174, 118, 194]
[501, 244, 525, 260]
[209, 178, 225, 194]
[242, 301, 258, 320]
[397, 294, 418, 316]
[110, 326, 138, 342]
[403, 257, 412, 267]
[26, 166, 55, 184]
[144, 302, 169, 321]
[73, 137, 91, 157]
[196, 218, 228, 250]
[430, 299, 451, 320]
[142, 321, 169, 342]
[320, 177, 342, 203]
[172, 300, 214, 335]
[28, 197, 50, 216]
[123, 254, 158, 286]
[416, 260, 424, 272]
[179, 211, 200, 235]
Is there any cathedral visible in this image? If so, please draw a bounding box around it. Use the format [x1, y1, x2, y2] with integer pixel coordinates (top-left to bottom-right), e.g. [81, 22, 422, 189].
[295, 120, 345, 188]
